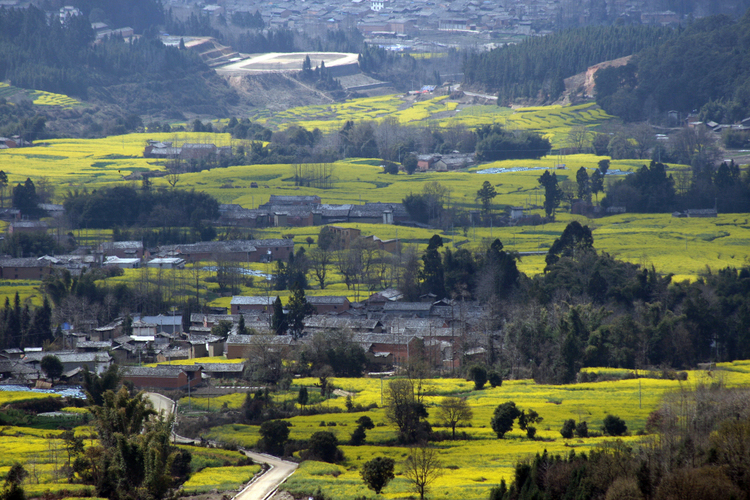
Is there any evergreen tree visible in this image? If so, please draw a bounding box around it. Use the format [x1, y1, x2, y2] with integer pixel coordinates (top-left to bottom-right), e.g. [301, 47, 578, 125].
[271, 296, 287, 335]
[476, 180, 498, 215]
[420, 235, 445, 299]
[286, 282, 314, 339]
[538, 170, 563, 219]
[576, 167, 591, 201]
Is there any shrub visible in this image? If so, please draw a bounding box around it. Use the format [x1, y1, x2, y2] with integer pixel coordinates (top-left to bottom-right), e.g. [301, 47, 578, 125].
[360, 457, 395, 494]
[575, 421, 588, 438]
[305, 431, 343, 463]
[350, 426, 366, 446]
[488, 371, 503, 388]
[560, 419, 576, 439]
[469, 365, 488, 390]
[603, 415, 628, 436]
[491, 402, 521, 438]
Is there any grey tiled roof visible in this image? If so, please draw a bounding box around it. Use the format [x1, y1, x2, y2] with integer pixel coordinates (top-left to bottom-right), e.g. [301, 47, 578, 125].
[122, 366, 189, 378]
[231, 296, 275, 305]
[226, 334, 294, 346]
[307, 296, 349, 305]
[383, 302, 433, 312]
[101, 241, 143, 250]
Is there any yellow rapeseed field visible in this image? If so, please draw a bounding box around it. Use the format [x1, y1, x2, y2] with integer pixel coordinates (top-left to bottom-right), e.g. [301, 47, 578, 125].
[206, 363, 750, 500]
[181, 464, 261, 494]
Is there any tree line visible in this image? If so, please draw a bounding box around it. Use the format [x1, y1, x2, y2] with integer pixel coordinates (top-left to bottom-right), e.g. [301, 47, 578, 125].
[0, 6, 237, 116]
[62, 186, 220, 230]
[493, 383, 750, 500]
[595, 11, 750, 123]
[463, 25, 673, 104]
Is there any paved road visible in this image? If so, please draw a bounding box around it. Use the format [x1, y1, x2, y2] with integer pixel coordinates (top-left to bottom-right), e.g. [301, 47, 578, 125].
[146, 392, 175, 416]
[234, 451, 298, 500]
[144, 392, 298, 500]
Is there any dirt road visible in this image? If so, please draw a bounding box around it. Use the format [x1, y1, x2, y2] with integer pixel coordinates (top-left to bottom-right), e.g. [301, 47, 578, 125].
[144, 392, 298, 500]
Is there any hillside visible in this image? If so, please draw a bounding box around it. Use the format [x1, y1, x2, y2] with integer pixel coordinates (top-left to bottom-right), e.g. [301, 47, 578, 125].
[595, 10, 750, 122]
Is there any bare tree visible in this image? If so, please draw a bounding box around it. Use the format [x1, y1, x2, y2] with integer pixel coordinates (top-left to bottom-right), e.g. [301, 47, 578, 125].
[627, 123, 655, 159]
[437, 397, 473, 439]
[165, 163, 181, 189]
[567, 126, 590, 153]
[308, 247, 332, 289]
[404, 445, 443, 500]
[35, 176, 56, 204]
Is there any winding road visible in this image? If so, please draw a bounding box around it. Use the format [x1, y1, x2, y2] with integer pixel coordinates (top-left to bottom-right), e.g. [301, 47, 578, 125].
[145, 392, 298, 500]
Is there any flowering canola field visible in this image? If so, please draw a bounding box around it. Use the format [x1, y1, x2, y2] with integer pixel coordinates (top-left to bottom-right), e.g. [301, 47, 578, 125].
[205, 362, 750, 500]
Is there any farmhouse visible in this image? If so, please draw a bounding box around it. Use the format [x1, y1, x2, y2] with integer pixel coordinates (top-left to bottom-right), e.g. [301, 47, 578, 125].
[230, 296, 275, 314]
[100, 241, 144, 259]
[104, 256, 140, 269]
[8, 221, 49, 234]
[307, 296, 351, 314]
[303, 315, 383, 333]
[0, 257, 54, 280]
[225, 334, 294, 359]
[147, 257, 186, 269]
[22, 351, 112, 375]
[121, 365, 202, 389]
[164, 239, 294, 262]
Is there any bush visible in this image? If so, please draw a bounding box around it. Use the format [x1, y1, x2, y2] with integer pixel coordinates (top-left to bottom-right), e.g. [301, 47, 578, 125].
[350, 426, 366, 446]
[488, 371, 503, 388]
[560, 419, 576, 439]
[360, 457, 395, 494]
[603, 415, 628, 436]
[491, 402, 521, 438]
[305, 431, 343, 463]
[575, 421, 588, 438]
[469, 365, 488, 390]
[525, 426, 537, 439]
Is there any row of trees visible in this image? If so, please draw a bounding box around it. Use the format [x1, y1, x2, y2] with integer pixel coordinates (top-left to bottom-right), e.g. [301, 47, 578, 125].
[0, 293, 53, 350]
[62, 186, 220, 229]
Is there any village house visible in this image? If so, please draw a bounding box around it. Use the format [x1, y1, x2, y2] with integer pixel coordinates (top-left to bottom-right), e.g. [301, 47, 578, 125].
[225, 334, 294, 359]
[8, 221, 49, 234]
[383, 301, 434, 317]
[147, 257, 186, 269]
[0, 257, 55, 280]
[230, 296, 275, 314]
[303, 315, 383, 334]
[104, 256, 140, 269]
[22, 351, 112, 376]
[164, 239, 294, 262]
[307, 296, 351, 314]
[100, 241, 144, 259]
[121, 365, 202, 390]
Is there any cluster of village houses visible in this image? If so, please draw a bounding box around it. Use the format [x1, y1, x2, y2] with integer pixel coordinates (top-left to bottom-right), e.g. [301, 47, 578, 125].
[0, 289, 487, 391]
[0, 194, 409, 279]
[0, 192, 491, 390]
